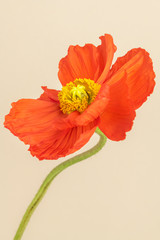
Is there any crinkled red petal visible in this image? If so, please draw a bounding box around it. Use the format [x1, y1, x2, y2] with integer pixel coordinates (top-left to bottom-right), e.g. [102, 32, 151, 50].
[107, 48, 156, 109]
[99, 71, 136, 140]
[4, 99, 68, 144]
[96, 34, 117, 84]
[29, 118, 99, 160]
[39, 86, 60, 102]
[4, 98, 99, 160]
[58, 44, 100, 86]
[58, 34, 116, 86]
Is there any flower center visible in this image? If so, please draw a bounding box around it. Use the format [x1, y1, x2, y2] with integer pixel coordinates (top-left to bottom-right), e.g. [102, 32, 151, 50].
[58, 78, 101, 114]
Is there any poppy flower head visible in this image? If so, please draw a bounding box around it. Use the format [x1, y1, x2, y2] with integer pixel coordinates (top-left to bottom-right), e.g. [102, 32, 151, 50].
[4, 34, 155, 160]
[58, 78, 101, 114]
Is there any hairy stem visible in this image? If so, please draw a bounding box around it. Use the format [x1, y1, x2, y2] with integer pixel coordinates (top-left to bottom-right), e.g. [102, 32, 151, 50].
[14, 128, 107, 240]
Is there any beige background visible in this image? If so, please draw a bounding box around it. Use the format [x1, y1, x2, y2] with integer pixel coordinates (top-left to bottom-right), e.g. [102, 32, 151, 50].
[1, 0, 160, 239]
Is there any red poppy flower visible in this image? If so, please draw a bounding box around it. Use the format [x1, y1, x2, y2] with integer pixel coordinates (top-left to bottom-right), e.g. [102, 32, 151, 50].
[4, 34, 155, 160]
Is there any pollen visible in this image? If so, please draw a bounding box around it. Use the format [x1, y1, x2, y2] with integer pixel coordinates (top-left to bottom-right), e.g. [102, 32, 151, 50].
[58, 78, 101, 114]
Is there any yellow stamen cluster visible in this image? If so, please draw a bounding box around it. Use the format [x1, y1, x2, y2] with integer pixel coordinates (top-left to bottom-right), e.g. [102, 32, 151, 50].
[58, 78, 101, 114]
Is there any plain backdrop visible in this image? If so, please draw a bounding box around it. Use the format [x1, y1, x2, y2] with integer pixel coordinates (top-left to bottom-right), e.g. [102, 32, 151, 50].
[0, 0, 160, 239]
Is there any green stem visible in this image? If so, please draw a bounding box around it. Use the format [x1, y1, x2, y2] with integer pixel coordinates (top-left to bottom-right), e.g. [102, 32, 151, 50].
[14, 128, 107, 240]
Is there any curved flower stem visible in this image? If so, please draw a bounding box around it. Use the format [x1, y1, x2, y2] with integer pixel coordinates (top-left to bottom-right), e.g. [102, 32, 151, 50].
[14, 128, 107, 240]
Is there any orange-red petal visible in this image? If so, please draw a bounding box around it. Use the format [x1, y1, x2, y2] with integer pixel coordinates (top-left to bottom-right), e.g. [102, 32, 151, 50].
[4, 98, 99, 160]
[99, 71, 136, 140]
[4, 99, 68, 144]
[39, 86, 60, 102]
[29, 118, 99, 160]
[58, 34, 116, 86]
[58, 44, 100, 86]
[107, 48, 156, 109]
[96, 34, 117, 84]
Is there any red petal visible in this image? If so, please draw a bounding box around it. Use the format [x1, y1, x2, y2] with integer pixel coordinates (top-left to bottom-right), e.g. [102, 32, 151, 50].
[58, 44, 99, 86]
[58, 34, 116, 86]
[99, 72, 136, 140]
[96, 34, 117, 84]
[39, 86, 60, 102]
[4, 99, 68, 145]
[29, 118, 99, 160]
[4, 98, 98, 160]
[107, 48, 156, 109]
